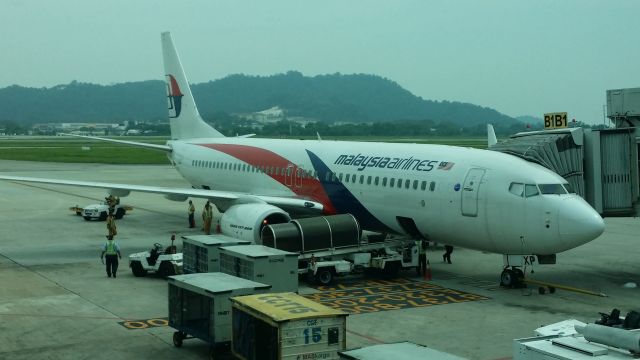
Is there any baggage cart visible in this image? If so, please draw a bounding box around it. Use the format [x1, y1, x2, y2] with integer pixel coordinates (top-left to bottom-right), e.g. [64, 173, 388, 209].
[231, 292, 348, 360]
[168, 272, 271, 358]
[220, 245, 298, 293]
[181, 234, 250, 274]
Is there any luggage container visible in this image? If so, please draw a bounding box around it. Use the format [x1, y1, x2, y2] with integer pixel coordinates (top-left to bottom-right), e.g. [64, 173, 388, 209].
[231, 292, 348, 360]
[181, 234, 250, 274]
[219, 245, 298, 293]
[168, 272, 271, 358]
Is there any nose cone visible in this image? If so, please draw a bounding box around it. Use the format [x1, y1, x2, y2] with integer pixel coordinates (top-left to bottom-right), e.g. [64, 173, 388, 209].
[558, 198, 605, 249]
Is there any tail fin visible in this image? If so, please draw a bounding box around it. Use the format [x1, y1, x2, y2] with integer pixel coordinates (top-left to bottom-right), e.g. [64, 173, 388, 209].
[487, 124, 497, 147]
[161, 32, 224, 139]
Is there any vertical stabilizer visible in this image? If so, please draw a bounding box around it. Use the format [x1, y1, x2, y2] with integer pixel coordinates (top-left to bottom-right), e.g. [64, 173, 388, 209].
[161, 32, 224, 139]
[487, 124, 497, 147]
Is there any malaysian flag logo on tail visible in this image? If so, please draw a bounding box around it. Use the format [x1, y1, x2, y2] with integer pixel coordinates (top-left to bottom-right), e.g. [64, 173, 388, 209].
[166, 74, 183, 118]
[437, 161, 455, 170]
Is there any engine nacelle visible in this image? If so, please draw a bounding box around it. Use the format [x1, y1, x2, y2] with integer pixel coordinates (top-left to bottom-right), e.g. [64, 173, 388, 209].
[219, 204, 291, 243]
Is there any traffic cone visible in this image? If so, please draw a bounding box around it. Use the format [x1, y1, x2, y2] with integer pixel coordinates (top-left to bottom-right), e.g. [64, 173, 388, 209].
[424, 260, 432, 280]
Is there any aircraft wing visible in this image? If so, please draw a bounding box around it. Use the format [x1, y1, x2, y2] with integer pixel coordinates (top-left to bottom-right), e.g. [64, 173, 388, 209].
[0, 175, 324, 213]
[62, 133, 171, 151]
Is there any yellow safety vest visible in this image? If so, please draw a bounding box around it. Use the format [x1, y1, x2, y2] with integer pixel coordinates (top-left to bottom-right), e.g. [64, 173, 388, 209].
[105, 240, 117, 255]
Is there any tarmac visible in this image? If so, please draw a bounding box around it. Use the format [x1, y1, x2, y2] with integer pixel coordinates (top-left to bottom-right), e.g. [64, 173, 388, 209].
[0, 160, 638, 360]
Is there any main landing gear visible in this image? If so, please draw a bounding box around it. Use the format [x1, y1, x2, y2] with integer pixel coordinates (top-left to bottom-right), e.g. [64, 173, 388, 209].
[500, 267, 525, 288]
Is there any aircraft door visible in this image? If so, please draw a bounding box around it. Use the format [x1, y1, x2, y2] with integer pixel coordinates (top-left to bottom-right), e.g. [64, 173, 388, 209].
[285, 165, 294, 187]
[294, 167, 302, 188]
[461, 168, 486, 217]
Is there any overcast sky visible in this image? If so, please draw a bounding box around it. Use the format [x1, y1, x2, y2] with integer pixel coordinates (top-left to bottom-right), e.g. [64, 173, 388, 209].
[1, 0, 638, 124]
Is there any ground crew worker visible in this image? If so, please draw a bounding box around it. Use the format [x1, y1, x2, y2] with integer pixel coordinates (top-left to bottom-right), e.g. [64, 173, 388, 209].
[101, 235, 122, 278]
[105, 194, 117, 212]
[443, 245, 454, 264]
[416, 239, 427, 276]
[188, 200, 195, 228]
[203, 202, 213, 235]
[201, 202, 207, 231]
[106, 210, 117, 238]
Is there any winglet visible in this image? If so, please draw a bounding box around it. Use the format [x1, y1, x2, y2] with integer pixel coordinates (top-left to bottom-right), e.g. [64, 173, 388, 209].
[487, 124, 497, 147]
[316, 132, 322, 141]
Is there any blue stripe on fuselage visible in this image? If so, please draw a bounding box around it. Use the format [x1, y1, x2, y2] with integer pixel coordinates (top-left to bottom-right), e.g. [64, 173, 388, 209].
[306, 150, 393, 233]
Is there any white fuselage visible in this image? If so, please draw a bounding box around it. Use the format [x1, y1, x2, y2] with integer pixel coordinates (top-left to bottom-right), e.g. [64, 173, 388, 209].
[167, 137, 604, 255]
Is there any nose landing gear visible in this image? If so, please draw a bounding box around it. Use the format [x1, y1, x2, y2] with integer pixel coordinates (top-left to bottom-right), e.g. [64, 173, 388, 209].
[500, 267, 526, 288]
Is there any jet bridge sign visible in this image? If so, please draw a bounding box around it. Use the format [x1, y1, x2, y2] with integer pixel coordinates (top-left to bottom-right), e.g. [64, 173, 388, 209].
[544, 112, 568, 129]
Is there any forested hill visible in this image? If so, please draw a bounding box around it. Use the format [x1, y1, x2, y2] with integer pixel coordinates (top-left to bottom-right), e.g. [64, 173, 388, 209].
[0, 71, 517, 126]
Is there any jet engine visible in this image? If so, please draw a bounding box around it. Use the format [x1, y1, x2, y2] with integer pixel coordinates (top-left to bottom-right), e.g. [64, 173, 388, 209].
[219, 204, 291, 243]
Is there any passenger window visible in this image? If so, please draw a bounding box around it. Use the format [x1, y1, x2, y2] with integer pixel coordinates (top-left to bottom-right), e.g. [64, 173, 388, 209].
[429, 182, 436, 191]
[360, 175, 364, 184]
[421, 181, 427, 190]
[345, 174, 350, 182]
[382, 177, 387, 187]
[525, 184, 539, 197]
[509, 182, 524, 197]
[367, 176, 372, 185]
[325, 172, 331, 181]
[390, 178, 395, 187]
[405, 179, 410, 189]
[339, 173, 343, 181]
[413, 180, 418, 190]
[374, 176, 379, 186]
[397, 178, 402, 188]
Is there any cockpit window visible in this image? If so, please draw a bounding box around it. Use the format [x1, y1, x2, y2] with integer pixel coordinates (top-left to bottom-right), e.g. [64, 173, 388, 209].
[563, 183, 575, 194]
[538, 184, 567, 195]
[509, 182, 524, 197]
[525, 184, 539, 197]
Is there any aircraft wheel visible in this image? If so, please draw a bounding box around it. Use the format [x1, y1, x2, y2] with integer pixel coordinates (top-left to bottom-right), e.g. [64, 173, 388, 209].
[172, 331, 184, 348]
[131, 261, 147, 277]
[500, 269, 515, 287]
[538, 286, 546, 295]
[316, 268, 333, 285]
[159, 261, 176, 277]
[383, 261, 400, 278]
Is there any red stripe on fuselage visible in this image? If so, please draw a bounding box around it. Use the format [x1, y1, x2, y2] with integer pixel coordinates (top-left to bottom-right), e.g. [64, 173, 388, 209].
[199, 143, 336, 214]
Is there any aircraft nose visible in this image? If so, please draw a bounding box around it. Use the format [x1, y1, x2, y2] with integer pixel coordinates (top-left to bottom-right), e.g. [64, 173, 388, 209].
[558, 198, 605, 248]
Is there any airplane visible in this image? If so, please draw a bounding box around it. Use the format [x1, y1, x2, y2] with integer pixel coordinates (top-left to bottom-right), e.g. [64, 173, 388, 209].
[0, 32, 605, 287]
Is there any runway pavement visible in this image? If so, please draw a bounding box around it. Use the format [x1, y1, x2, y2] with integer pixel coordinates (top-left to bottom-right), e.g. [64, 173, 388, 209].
[0, 160, 638, 359]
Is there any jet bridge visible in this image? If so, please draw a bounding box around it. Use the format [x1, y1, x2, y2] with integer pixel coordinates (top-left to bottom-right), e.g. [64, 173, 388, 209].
[490, 128, 586, 197]
[490, 127, 639, 216]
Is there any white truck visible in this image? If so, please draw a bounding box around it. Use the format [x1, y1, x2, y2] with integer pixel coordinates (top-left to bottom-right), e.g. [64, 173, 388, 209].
[129, 242, 183, 277]
[70, 201, 131, 221]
